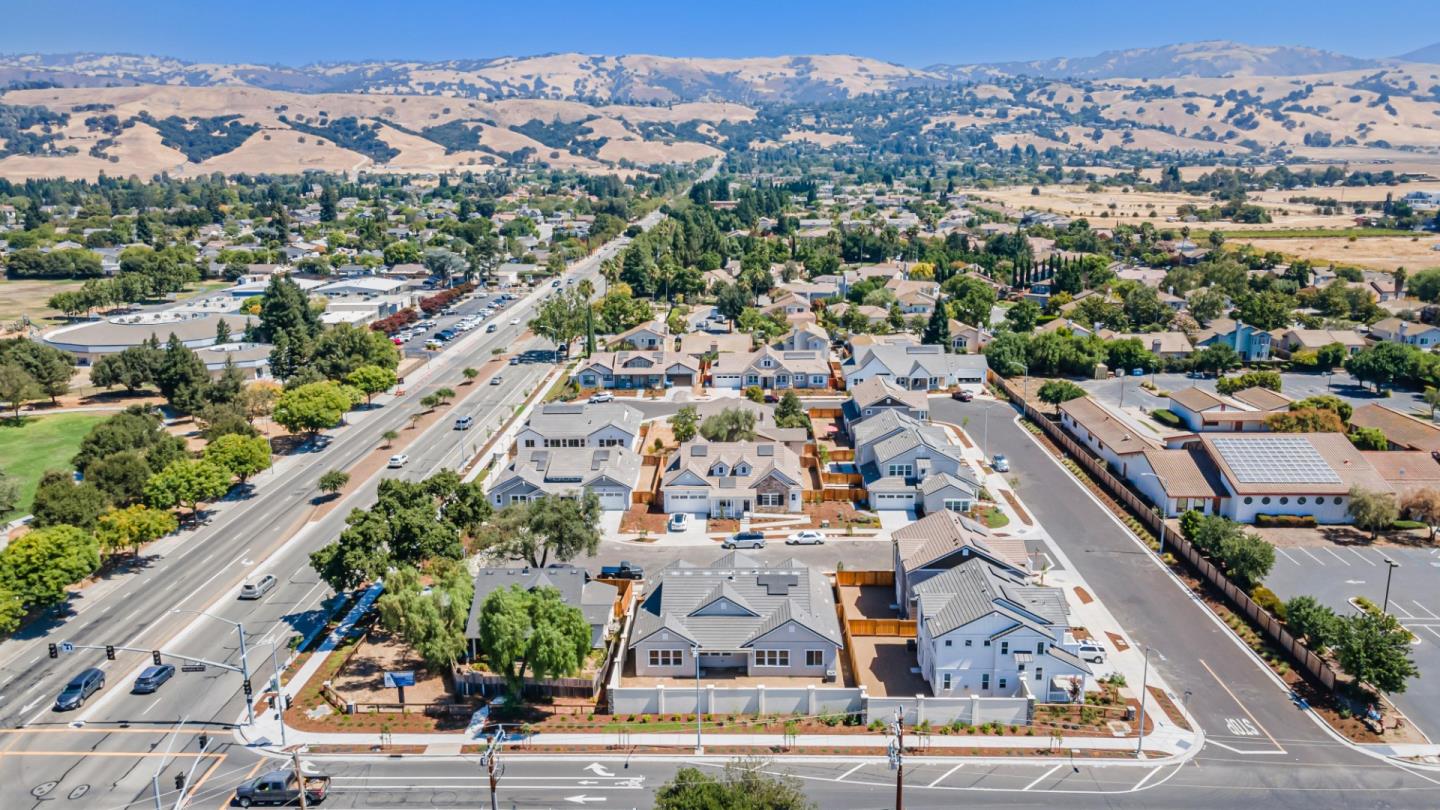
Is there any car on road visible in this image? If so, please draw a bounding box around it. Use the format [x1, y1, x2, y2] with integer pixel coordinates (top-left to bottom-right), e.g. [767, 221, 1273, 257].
[1131, 368, 1145, 376]
[490, 376, 503, 385]
[588, 392, 615, 403]
[724, 531, 767, 549]
[454, 415, 474, 430]
[600, 562, 644, 580]
[486, 324, 497, 333]
[991, 454, 1010, 473]
[132, 664, 176, 694]
[388, 454, 409, 468]
[510, 317, 521, 326]
[786, 530, 826, 545]
[1076, 642, 1106, 664]
[233, 769, 331, 807]
[552, 280, 562, 287]
[239, 574, 278, 600]
[509, 356, 520, 365]
[54, 667, 104, 711]
[668, 513, 690, 532]
[951, 389, 974, 401]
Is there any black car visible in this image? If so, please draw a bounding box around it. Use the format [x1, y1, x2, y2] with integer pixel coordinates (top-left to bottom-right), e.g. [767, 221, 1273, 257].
[435, 329, 455, 342]
[132, 664, 176, 694]
[55, 667, 105, 711]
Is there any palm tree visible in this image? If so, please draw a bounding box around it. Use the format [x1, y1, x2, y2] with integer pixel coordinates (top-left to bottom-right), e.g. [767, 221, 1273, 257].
[382, 429, 400, 448]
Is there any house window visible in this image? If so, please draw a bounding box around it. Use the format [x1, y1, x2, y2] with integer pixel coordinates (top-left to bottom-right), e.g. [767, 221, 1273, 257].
[1334, 496, 1344, 505]
[1035, 667, 1044, 682]
[523, 439, 535, 448]
[887, 464, 913, 478]
[1244, 496, 1253, 504]
[1036, 642, 1045, 655]
[942, 673, 951, 690]
[981, 674, 990, 690]
[806, 650, 824, 667]
[755, 650, 789, 667]
[998, 677, 1006, 689]
[1000, 641, 1008, 655]
[943, 499, 967, 512]
[983, 640, 990, 647]
[945, 640, 952, 647]
[1261, 497, 1271, 505]
[1298, 497, 1307, 505]
[758, 493, 782, 507]
[649, 649, 683, 667]
[964, 639, 972, 647]
[1279, 497, 1289, 505]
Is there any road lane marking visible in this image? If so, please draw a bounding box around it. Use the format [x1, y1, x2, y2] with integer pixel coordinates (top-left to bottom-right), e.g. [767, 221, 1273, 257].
[1349, 548, 1376, 566]
[1390, 603, 1416, 619]
[1422, 626, 1440, 642]
[1198, 658, 1285, 754]
[141, 697, 162, 716]
[927, 764, 963, 787]
[1275, 548, 1300, 565]
[835, 763, 866, 781]
[1297, 548, 1327, 566]
[1130, 766, 1167, 792]
[1022, 764, 1064, 790]
[1411, 601, 1439, 620]
[1321, 548, 1350, 566]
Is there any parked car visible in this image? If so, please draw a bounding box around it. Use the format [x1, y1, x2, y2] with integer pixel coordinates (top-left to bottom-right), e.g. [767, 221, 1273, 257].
[132, 664, 176, 694]
[388, 454, 409, 468]
[724, 531, 766, 549]
[667, 513, 690, 532]
[991, 454, 1010, 473]
[951, 389, 974, 402]
[1131, 368, 1145, 376]
[239, 574, 278, 600]
[1076, 642, 1106, 664]
[233, 769, 330, 808]
[600, 561, 644, 580]
[54, 668, 105, 711]
[786, 530, 826, 545]
[588, 392, 615, 404]
[454, 415, 474, 430]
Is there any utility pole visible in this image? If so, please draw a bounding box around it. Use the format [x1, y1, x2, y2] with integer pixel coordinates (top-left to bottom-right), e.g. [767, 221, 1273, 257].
[887, 708, 904, 810]
[292, 751, 310, 810]
[481, 725, 505, 810]
[1135, 646, 1152, 758]
[237, 622, 254, 725]
[270, 641, 288, 748]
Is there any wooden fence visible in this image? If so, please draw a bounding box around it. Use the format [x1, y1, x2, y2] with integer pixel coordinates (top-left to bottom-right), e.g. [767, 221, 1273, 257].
[848, 619, 917, 637]
[990, 372, 1339, 693]
[805, 488, 868, 503]
[836, 570, 894, 586]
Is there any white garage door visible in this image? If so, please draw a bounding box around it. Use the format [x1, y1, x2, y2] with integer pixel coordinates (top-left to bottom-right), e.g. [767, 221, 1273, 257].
[666, 492, 709, 514]
[593, 489, 629, 511]
[872, 492, 916, 510]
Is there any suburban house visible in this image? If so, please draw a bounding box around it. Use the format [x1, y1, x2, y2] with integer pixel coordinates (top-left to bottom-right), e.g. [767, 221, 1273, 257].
[710, 348, 831, 391]
[661, 441, 805, 517]
[1196, 319, 1272, 361]
[1274, 329, 1368, 358]
[1165, 387, 1271, 433]
[911, 558, 1091, 701]
[514, 403, 642, 451]
[891, 510, 1032, 614]
[465, 567, 619, 654]
[679, 331, 752, 358]
[1057, 397, 1159, 476]
[842, 377, 930, 429]
[1114, 331, 1194, 359]
[575, 351, 700, 390]
[628, 553, 843, 680]
[611, 321, 669, 351]
[1368, 318, 1440, 348]
[1350, 403, 1440, 453]
[852, 410, 977, 511]
[774, 322, 830, 353]
[842, 344, 988, 392]
[487, 445, 640, 510]
[947, 320, 991, 354]
[1361, 451, 1440, 500]
[1229, 386, 1291, 412]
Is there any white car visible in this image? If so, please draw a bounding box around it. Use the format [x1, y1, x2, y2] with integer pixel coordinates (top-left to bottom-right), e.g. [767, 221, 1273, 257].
[1076, 642, 1106, 664]
[991, 454, 1010, 473]
[588, 392, 615, 404]
[387, 454, 409, 468]
[786, 530, 826, 545]
[667, 513, 690, 532]
[510, 317, 521, 326]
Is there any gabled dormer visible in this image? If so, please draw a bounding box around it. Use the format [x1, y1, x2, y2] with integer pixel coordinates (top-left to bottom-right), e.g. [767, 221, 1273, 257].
[734, 461, 751, 476]
[690, 581, 759, 618]
[709, 462, 729, 477]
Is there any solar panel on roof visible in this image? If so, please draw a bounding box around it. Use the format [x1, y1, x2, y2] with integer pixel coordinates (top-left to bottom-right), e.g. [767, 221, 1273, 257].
[1211, 437, 1341, 484]
[757, 445, 774, 457]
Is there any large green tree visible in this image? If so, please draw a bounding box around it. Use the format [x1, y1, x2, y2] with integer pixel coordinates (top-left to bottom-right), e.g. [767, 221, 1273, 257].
[376, 561, 473, 673]
[30, 471, 108, 530]
[0, 524, 99, 612]
[144, 459, 232, 520]
[655, 760, 815, 810]
[273, 381, 352, 435]
[203, 433, 272, 483]
[476, 493, 602, 569]
[477, 584, 590, 698]
[154, 334, 211, 414]
[95, 504, 177, 557]
[1336, 611, 1419, 695]
[314, 323, 400, 380]
[700, 408, 758, 442]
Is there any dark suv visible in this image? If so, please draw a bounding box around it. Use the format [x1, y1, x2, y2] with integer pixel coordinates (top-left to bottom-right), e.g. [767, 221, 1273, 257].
[55, 668, 105, 711]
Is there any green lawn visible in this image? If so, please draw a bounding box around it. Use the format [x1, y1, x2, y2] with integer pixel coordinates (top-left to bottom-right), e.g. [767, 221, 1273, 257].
[0, 413, 108, 521]
[978, 506, 1010, 529]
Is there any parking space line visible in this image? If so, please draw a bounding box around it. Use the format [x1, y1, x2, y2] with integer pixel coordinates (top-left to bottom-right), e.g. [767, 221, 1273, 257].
[1411, 601, 1440, 620]
[1297, 548, 1327, 566]
[1022, 764, 1064, 791]
[835, 763, 866, 781]
[1275, 548, 1300, 565]
[1131, 766, 1166, 792]
[1198, 659, 1285, 754]
[1421, 626, 1440, 642]
[1321, 548, 1350, 566]
[927, 764, 963, 787]
[1390, 603, 1416, 619]
[1348, 548, 1376, 566]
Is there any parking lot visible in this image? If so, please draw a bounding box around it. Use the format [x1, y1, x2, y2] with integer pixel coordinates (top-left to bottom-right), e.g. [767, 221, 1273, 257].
[1082, 371, 1433, 417]
[1263, 540, 1440, 736]
[394, 289, 517, 358]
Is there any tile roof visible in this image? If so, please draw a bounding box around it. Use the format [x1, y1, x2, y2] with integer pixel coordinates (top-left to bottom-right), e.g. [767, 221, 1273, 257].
[1168, 387, 1226, 412]
[1197, 432, 1392, 495]
[1139, 448, 1227, 498]
[1229, 387, 1291, 412]
[1359, 451, 1440, 497]
[1058, 398, 1159, 455]
[523, 402, 642, 440]
[1350, 404, 1440, 453]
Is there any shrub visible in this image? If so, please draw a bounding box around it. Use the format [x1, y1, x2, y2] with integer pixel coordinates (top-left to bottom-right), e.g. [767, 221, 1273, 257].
[1150, 408, 1181, 427]
[1255, 514, 1317, 528]
[1250, 585, 1286, 620]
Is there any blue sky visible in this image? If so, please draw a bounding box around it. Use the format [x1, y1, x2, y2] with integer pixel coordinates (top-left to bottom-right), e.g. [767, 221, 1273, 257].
[1, 1, 1435, 66]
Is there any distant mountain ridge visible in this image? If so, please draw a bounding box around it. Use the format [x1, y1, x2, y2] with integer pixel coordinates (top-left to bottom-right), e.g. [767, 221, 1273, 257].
[938, 40, 1380, 81]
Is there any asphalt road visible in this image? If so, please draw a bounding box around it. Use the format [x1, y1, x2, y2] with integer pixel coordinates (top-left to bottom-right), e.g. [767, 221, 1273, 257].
[0, 211, 655, 810]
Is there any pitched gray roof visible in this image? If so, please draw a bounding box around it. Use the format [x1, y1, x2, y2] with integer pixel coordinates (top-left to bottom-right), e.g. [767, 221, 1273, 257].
[524, 402, 642, 440]
[630, 554, 841, 653]
[846, 344, 989, 377]
[490, 446, 641, 498]
[466, 567, 618, 647]
[912, 559, 1069, 639]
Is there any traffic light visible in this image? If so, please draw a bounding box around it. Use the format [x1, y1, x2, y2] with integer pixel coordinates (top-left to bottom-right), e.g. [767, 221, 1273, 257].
[197, 733, 208, 750]
[284, 694, 292, 710]
[48, 643, 57, 659]
[105, 645, 115, 661]
[152, 650, 162, 666]
[174, 773, 186, 790]
[242, 680, 253, 697]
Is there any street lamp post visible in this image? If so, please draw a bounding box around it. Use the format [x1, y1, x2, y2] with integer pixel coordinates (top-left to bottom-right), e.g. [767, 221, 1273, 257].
[693, 644, 703, 755]
[171, 610, 254, 725]
[1382, 558, 1400, 616]
[1135, 646, 1152, 758]
[1138, 473, 1170, 556]
[269, 641, 288, 748]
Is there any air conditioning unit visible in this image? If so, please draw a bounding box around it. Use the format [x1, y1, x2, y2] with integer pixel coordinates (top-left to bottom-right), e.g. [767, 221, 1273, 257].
[824, 669, 836, 683]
